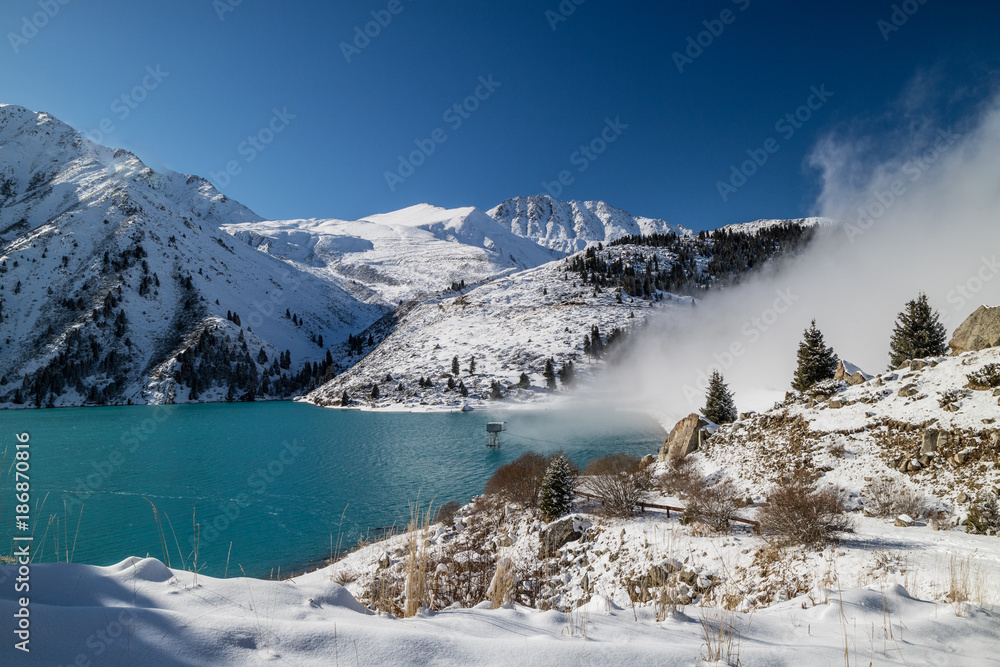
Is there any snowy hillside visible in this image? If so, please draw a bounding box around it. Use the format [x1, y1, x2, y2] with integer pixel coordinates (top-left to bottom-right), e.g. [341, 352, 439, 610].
[703, 347, 1000, 505]
[0, 103, 385, 407]
[222, 204, 557, 306]
[487, 195, 692, 254]
[305, 243, 700, 410]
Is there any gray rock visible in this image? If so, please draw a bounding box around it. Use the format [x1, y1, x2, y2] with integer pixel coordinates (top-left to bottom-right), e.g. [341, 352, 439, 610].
[949, 305, 1000, 354]
[657, 413, 710, 462]
[899, 384, 919, 397]
[539, 516, 582, 558]
[957, 492, 970, 504]
[921, 429, 941, 454]
[894, 515, 915, 527]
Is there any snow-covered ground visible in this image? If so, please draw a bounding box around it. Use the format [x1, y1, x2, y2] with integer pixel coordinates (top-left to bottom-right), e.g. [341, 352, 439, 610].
[3, 551, 998, 666]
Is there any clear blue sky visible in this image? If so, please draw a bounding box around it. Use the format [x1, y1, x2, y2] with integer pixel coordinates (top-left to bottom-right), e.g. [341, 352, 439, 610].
[2, 0, 998, 230]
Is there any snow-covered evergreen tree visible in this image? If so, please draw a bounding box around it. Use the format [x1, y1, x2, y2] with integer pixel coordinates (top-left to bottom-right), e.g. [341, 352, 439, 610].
[702, 370, 737, 424]
[539, 454, 574, 521]
[791, 320, 838, 391]
[543, 358, 557, 390]
[888, 293, 948, 369]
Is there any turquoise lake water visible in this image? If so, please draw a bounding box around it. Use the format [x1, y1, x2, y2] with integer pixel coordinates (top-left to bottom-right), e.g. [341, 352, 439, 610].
[0, 401, 664, 578]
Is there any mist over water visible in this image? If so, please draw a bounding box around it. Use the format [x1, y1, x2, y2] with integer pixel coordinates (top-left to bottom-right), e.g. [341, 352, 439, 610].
[610, 83, 1000, 424]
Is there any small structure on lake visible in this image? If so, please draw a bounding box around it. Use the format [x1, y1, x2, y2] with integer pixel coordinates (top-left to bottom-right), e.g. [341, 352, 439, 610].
[486, 421, 506, 447]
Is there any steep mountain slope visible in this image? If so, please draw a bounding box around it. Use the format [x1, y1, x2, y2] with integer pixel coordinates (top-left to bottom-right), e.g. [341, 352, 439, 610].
[0, 104, 384, 407]
[222, 204, 557, 306]
[305, 240, 710, 410]
[487, 195, 691, 254]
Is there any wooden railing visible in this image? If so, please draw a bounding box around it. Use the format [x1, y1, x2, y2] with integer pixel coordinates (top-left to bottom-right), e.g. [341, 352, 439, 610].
[573, 490, 759, 529]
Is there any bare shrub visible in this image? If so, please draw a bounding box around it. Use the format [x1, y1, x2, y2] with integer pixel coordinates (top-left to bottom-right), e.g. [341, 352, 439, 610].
[926, 507, 951, 531]
[431, 494, 505, 608]
[584, 453, 653, 518]
[757, 482, 850, 548]
[684, 478, 741, 533]
[332, 567, 358, 586]
[484, 452, 548, 507]
[657, 456, 703, 500]
[862, 477, 925, 518]
[435, 501, 461, 526]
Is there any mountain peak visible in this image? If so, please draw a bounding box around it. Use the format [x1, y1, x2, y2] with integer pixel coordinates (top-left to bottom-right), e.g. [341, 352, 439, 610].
[487, 194, 691, 254]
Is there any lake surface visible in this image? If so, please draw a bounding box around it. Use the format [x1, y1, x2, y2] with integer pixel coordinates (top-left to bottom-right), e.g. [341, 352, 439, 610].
[0, 401, 664, 578]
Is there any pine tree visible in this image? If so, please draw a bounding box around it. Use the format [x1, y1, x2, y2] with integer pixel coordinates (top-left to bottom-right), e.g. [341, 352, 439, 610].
[702, 370, 737, 424]
[459, 381, 468, 397]
[468, 356, 476, 375]
[370, 383, 379, 399]
[451, 356, 460, 376]
[518, 372, 530, 389]
[888, 293, 948, 369]
[539, 454, 575, 522]
[341, 390, 349, 406]
[791, 320, 839, 391]
[543, 358, 557, 390]
[559, 360, 575, 387]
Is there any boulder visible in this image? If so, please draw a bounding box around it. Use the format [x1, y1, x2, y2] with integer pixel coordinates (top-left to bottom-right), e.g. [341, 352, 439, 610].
[835, 359, 872, 386]
[920, 428, 941, 454]
[539, 515, 586, 558]
[894, 514, 915, 527]
[898, 384, 919, 397]
[639, 454, 655, 469]
[657, 414, 710, 462]
[949, 305, 1000, 354]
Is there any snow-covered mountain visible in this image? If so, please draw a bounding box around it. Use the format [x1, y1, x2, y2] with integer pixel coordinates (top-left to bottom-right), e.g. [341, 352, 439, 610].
[0, 103, 384, 406]
[487, 195, 692, 254]
[0, 102, 826, 409]
[222, 204, 557, 306]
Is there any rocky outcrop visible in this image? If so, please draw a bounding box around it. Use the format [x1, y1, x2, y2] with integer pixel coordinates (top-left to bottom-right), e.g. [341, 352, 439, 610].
[657, 413, 710, 462]
[950, 305, 1000, 354]
[835, 359, 872, 386]
[538, 515, 589, 558]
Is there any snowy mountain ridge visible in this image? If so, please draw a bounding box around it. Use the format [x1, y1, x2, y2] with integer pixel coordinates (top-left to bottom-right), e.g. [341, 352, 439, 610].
[487, 195, 693, 254]
[221, 204, 557, 306]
